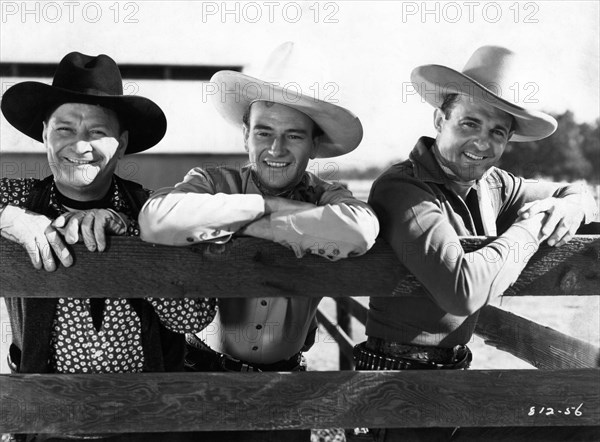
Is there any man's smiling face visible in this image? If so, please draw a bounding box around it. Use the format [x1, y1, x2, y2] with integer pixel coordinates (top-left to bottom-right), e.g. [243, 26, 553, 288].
[243, 101, 319, 193]
[434, 94, 514, 182]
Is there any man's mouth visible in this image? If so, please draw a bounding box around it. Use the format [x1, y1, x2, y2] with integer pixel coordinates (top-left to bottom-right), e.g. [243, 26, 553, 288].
[65, 158, 94, 165]
[264, 160, 290, 168]
[463, 152, 486, 161]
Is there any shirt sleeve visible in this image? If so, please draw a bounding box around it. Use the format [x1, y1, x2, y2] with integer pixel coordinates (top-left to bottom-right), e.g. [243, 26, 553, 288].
[496, 170, 598, 229]
[146, 297, 217, 333]
[138, 168, 265, 245]
[268, 182, 380, 261]
[369, 172, 542, 316]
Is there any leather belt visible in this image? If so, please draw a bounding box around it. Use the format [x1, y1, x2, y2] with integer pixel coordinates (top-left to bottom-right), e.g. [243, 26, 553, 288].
[353, 341, 472, 370]
[185, 334, 304, 372]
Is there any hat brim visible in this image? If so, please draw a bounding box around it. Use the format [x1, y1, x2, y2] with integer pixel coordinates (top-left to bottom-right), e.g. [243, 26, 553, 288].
[411, 65, 557, 142]
[209, 71, 363, 158]
[1, 82, 167, 154]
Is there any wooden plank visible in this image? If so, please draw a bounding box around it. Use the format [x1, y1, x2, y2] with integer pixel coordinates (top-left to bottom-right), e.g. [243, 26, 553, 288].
[1, 235, 598, 298]
[1, 370, 598, 433]
[475, 306, 600, 369]
[316, 307, 355, 365]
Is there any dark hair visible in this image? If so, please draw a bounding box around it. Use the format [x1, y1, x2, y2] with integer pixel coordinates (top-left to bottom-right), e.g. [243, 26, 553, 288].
[439, 93, 515, 132]
[242, 102, 324, 140]
[439, 94, 462, 119]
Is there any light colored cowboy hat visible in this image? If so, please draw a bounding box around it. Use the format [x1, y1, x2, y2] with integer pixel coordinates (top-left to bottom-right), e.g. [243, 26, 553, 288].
[209, 42, 363, 158]
[411, 45, 557, 142]
[1, 51, 167, 154]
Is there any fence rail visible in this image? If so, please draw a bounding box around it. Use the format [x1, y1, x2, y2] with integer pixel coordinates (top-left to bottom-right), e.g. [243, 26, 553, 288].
[1, 234, 599, 435]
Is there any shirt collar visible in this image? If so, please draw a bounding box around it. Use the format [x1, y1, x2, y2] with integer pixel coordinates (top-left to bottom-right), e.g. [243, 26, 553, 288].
[49, 177, 128, 214]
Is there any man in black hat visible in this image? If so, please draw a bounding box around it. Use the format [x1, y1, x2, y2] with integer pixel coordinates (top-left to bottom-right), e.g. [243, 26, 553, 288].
[350, 46, 597, 441]
[0, 52, 216, 384]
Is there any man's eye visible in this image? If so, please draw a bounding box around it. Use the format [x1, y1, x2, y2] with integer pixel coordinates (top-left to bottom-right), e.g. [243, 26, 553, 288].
[462, 121, 477, 128]
[56, 127, 73, 133]
[492, 130, 507, 138]
[288, 134, 304, 140]
[256, 132, 271, 137]
[90, 130, 107, 136]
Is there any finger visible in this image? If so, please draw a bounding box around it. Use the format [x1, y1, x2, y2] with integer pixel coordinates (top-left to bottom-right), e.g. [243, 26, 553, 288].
[547, 220, 575, 247]
[94, 214, 107, 252]
[518, 200, 550, 219]
[22, 239, 43, 270]
[81, 212, 97, 251]
[52, 214, 67, 228]
[64, 216, 82, 244]
[46, 228, 73, 267]
[541, 208, 562, 237]
[35, 236, 57, 272]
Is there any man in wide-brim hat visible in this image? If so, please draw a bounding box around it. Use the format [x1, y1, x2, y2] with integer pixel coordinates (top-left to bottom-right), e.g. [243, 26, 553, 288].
[139, 42, 379, 441]
[0, 52, 216, 440]
[352, 45, 597, 441]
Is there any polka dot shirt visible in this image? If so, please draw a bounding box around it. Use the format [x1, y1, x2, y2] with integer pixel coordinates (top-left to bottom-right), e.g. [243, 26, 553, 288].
[1, 177, 216, 373]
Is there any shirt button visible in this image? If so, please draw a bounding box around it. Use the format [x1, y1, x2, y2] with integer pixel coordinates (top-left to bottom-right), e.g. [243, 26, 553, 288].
[256, 324, 263, 330]
[212, 229, 221, 236]
[260, 300, 267, 306]
[186, 237, 195, 243]
[252, 346, 259, 351]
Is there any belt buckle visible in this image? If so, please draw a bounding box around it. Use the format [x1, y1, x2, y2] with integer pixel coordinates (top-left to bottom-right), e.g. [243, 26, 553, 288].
[219, 354, 261, 372]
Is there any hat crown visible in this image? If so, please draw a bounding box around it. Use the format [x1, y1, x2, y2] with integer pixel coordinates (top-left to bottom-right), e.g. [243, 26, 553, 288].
[246, 41, 332, 102]
[52, 52, 124, 96]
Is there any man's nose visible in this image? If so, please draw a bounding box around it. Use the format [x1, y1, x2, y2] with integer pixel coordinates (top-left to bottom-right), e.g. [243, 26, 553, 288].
[473, 136, 491, 151]
[268, 137, 287, 157]
[73, 138, 93, 154]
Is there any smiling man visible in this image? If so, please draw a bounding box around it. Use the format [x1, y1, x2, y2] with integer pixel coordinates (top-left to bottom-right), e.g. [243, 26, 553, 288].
[139, 43, 379, 442]
[0, 52, 217, 378]
[350, 46, 597, 441]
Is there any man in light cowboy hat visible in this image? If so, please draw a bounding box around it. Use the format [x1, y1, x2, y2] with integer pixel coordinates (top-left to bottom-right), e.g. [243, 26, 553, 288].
[139, 42, 378, 440]
[350, 46, 597, 441]
[0, 52, 216, 412]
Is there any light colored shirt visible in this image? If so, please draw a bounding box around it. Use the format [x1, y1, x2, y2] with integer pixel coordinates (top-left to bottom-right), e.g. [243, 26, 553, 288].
[367, 137, 597, 347]
[139, 165, 379, 363]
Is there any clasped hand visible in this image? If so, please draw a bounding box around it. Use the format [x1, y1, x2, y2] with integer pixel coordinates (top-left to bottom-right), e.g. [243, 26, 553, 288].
[517, 197, 585, 247]
[0, 206, 127, 272]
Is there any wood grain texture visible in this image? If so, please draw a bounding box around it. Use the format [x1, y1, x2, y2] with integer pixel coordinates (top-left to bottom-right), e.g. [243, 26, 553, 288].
[474, 306, 600, 369]
[2, 235, 598, 298]
[0, 370, 597, 433]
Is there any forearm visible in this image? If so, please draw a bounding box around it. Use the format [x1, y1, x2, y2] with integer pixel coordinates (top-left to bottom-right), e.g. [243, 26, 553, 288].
[139, 187, 265, 245]
[244, 202, 379, 260]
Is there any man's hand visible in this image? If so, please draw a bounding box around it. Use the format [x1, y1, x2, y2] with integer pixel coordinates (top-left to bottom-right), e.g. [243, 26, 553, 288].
[52, 209, 128, 252]
[517, 197, 585, 247]
[0, 205, 72, 271]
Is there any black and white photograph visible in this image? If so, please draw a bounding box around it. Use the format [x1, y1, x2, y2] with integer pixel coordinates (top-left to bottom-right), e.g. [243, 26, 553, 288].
[1, 1, 599, 441]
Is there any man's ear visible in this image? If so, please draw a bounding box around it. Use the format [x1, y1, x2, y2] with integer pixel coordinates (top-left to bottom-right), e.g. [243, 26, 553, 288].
[242, 124, 249, 153]
[118, 130, 129, 159]
[433, 108, 445, 133]
[42, 121, 48, 143]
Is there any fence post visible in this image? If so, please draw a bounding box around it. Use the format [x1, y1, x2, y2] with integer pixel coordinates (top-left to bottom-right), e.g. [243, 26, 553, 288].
[337, 300, 353, 370]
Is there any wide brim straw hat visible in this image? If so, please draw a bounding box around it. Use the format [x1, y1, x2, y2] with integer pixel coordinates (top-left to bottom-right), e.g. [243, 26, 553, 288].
[209, 42, 363, 158]
[411, 45, 557, 142]
[1, 51, 167, 154]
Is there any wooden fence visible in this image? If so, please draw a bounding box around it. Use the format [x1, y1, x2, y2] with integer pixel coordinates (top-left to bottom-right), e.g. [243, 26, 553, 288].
[1, 233, 599, 438]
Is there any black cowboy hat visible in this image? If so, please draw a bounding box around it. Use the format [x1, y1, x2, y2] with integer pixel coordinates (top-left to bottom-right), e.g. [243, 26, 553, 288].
[1, 51, 167, 154]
